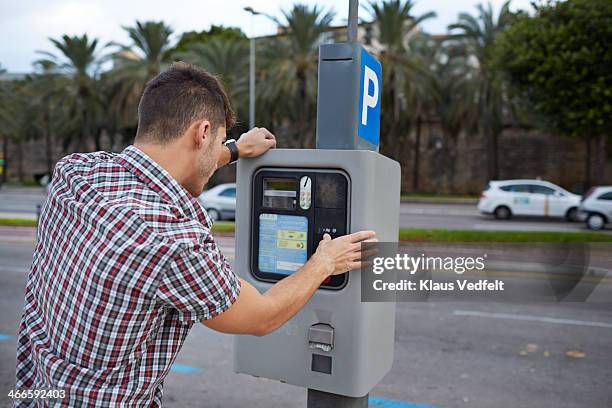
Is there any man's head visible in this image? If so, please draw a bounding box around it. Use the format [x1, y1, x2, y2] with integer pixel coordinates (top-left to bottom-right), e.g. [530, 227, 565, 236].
[135, 62, 235, 194]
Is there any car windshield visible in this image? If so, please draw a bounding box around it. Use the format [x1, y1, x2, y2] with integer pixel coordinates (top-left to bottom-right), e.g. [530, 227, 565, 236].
[220, 188, 236, 198]
[597, 191, 612, 201]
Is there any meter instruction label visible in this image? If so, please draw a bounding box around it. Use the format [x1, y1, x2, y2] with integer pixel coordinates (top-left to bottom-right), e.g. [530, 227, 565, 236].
[258, 214, 308, 275]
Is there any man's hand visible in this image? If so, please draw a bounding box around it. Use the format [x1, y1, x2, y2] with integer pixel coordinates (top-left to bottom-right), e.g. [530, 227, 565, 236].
[310, 231, 377, 277]
[203, 230, 378, 337]
[236, 127, 276, 158]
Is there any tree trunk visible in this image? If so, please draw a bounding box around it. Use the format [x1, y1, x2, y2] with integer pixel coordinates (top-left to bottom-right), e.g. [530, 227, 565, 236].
[94, 131, 102, 151]
[447, 134, 459, 193]
[45, 104, 53, 176]
[17, 139, 24, 182]
[594, 134, 607, 185]
[484, 108, 498, 181]
[297, 70, 309, 148]
[412, 116, 422, 192]
[1, 137, 7, 185]
[584, 137, 592, 190]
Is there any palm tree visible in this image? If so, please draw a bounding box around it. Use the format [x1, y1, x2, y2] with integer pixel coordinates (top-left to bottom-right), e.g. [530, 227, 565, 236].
[0, 76, 20, 183]
[448, 1, 513, 180]
[28, 60, 65, 175]
[0, 78, 43, 181]
[119, 21, 174, 80]
[366, 0, 436, 161]
[430, 46, 479, 192]
[259, 4, 335, 148]
[37, 34, 106, 151]
[108, 21, 174, 136]
[398, 33, 439, 191]
[176, 37, 249, 113]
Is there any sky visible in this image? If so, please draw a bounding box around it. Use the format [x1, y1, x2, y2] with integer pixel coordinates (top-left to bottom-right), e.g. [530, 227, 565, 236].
[0, 0, 534, 73]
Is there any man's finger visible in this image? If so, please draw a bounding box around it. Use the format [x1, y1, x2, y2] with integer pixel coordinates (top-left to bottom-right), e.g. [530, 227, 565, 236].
[349, 247, 378, 262]
[347, 261, 365, 271]
[261, 127, 275, 139]
[347, 230, 376, 243]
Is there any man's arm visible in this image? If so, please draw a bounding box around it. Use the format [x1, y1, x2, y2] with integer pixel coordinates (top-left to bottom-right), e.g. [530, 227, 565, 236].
[217, 127, 277, 168]
[202, 231, 376, 336]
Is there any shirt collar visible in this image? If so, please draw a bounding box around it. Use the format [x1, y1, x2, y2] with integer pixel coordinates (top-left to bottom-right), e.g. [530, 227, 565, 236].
[116, 145, 212, 228]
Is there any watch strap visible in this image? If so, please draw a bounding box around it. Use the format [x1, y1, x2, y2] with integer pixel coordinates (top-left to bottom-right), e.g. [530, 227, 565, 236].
[225, 139, 239, 163]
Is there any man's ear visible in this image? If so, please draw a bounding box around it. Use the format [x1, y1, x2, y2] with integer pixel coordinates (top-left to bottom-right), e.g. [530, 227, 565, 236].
[191, 120, 212, 148]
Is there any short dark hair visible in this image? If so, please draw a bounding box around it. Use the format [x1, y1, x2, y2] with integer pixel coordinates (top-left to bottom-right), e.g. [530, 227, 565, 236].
[135, 62, 235, 143]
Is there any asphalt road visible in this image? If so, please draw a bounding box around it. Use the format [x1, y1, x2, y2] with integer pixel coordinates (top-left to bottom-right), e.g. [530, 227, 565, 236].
[0, 186, 605, 233]
[0, 228, 610, 408]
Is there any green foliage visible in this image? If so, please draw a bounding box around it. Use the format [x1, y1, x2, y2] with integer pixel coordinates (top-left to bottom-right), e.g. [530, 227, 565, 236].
[256, 3, 335, 148]
[398, 228, 612, 243]
[365, 0, 436, 160]
[496, 0, 612, 138]
[5, 0, 608, 193]
[35, 34, 107, 150]
[172, 25, 246, 55]
[175, 38, 249, 106]
[448, 1, 514, 180]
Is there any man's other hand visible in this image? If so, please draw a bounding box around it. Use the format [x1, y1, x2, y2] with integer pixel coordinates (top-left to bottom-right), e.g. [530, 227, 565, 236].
[237, 127, 277, 158]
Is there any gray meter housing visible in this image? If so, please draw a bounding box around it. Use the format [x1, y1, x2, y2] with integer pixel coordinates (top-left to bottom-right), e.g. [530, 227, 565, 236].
[233, 149, 400, 397]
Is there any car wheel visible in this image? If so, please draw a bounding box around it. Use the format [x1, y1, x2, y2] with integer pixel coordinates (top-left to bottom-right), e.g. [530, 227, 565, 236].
[565, 207, 578, 222]
[494, 206, 512, 220]
[207, 208, 221, 222]
[586, 214, 605, 231]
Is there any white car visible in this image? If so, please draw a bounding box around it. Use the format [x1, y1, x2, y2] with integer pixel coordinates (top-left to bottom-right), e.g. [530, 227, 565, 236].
[477, 179, 581, 221]
[197, 183, 236, 221]
[579, 186, 612, 230]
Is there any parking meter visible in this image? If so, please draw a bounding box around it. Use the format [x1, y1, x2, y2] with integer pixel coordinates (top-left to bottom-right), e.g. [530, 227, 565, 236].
[233, 42, 400, 398]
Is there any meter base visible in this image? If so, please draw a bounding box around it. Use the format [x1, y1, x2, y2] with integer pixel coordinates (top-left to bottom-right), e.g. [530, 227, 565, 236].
[307, 389, 368, 408]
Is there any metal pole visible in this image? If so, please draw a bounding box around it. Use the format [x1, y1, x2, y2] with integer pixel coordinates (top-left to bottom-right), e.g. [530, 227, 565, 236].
[249, 17, 256, 129]
[309, 5, 368, 406]
[308, 390, 368, 408]
[347, 0, 359, 43]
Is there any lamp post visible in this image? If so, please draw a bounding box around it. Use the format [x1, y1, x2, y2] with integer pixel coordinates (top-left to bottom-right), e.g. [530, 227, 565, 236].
[244, 7, 278, 129]
[243, 7, 260, 129]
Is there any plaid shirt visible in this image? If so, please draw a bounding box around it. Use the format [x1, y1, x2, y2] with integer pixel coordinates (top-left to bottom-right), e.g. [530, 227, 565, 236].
[15, 146, 241, 407]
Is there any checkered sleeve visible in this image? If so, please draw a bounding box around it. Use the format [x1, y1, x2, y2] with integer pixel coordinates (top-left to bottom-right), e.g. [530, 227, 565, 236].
[156, 238, 241, 323]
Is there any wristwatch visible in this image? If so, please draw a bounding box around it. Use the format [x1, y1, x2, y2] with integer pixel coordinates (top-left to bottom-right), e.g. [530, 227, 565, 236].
[224, 139, 239, 164]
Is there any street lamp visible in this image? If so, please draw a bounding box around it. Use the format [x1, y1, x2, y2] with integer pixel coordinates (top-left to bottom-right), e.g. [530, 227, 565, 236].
[243, 7, 278, 130]
[244, 7, 260, 129]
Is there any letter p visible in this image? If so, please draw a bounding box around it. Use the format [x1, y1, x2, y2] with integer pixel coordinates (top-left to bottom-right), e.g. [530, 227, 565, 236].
[361, 65, 379, 126]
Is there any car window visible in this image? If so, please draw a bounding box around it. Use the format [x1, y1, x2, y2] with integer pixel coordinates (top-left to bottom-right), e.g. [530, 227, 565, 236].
[500, 184, 530, 193]
[530, 185, 555, 195]
[219, 188, 236, 198]
[597, 192, 612, 201]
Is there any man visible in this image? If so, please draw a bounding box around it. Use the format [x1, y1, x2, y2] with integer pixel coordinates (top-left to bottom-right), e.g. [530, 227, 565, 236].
[15, 63, 374, 407]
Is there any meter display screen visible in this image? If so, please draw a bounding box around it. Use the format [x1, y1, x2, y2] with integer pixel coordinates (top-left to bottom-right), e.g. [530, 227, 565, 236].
[258, 213, 308, 275]
[262, 178, 297, 210]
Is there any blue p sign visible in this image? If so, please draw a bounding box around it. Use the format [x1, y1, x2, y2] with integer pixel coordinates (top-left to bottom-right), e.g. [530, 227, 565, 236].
[358, 48, 382, 146]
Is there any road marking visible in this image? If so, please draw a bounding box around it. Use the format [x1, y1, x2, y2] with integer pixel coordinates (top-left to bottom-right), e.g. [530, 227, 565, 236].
[0, 333, 14, 341]
[0, 266, 29, 274]
[369, 396, 439, 408]
[453, 310, 612, 329]
[170, 363, 202, 374]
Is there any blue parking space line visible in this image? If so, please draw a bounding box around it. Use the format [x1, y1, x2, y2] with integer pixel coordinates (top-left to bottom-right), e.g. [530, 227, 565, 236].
[170, 363, 202, 374]
[369, 396, 440, 408]
[0, 333, 14, 341]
